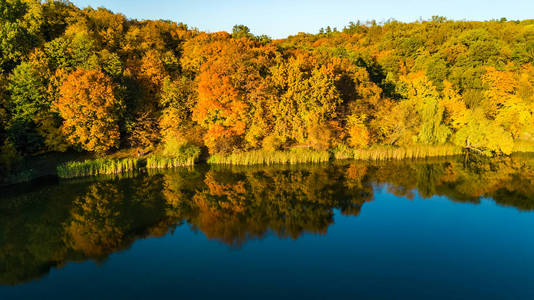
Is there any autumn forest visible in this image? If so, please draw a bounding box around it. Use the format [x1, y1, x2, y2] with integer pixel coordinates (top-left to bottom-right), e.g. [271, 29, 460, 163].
[3, 1, 534, 297]
[1, 0, 534, 181]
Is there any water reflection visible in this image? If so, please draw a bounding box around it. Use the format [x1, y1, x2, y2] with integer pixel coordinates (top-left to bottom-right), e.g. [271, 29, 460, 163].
[1, 155, 534, 285]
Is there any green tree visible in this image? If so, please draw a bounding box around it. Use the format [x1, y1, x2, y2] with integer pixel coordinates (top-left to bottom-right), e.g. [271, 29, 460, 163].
[231, 24, 253, 39]
[0, 0, 43, 71]
[7, 61, 47, 121]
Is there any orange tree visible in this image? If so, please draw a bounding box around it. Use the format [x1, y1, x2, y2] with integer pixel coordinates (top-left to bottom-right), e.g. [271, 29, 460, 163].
[192, 36, 274, 153]
[55, 69, 122, 152]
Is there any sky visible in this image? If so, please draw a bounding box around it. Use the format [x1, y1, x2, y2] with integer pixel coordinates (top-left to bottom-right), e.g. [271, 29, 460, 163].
[70, 0, 534, 39]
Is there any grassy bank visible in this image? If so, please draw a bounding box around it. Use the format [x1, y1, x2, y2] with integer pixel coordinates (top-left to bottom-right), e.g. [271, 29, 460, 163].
[147, 144, 201, 169]
[208, 149, 331, 165]
[512, 141, 534, 153]
[42, 143, 534, 180]
[1, 151, 93, 186]
[209, 145, 464, 166]
[146, 154, 198, 169]
[57, 155, 200, 179]
[56, 145, 202, 179]
[335, 144, 463, 161]
[57, 158, 141, 179]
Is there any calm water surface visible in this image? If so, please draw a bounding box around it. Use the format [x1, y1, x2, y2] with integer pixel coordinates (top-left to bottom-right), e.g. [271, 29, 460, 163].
[1, 156, 534, 299]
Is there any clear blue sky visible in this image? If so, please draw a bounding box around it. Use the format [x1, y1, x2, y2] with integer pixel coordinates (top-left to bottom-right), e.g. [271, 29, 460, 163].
[70, 0, 534, 38]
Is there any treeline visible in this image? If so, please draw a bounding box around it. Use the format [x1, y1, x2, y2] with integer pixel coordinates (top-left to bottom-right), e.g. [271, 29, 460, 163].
[1, 1, 534, 176]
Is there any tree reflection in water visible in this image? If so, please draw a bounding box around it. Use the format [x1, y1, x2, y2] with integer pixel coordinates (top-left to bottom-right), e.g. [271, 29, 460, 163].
[2, 155, 534, 285]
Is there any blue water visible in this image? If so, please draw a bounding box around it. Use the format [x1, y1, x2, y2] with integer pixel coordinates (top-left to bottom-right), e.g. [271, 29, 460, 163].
[2, 160, 534, 299]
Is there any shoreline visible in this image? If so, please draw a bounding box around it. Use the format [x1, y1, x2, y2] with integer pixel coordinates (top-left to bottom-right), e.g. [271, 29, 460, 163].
[4, 146, 534, 187]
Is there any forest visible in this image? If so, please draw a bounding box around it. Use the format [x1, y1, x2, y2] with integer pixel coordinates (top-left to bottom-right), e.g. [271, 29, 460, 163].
[1, 0, 534, 179]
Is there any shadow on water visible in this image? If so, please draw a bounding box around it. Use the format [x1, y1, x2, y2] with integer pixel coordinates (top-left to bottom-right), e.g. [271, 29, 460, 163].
[2, 155, 534, 285]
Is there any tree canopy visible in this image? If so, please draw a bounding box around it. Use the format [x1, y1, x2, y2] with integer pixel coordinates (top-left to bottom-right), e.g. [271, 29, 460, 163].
[0, 1, 532, 169]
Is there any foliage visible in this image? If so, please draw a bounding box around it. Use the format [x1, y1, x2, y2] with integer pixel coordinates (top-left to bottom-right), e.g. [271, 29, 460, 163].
[0, 140, 20, 179]
[231, 25, 253, 39]
[8, 61, 48, 121]
[55, 69, 122, 152]
[0, 2, 533, 175]
[347, 114, 369, 148]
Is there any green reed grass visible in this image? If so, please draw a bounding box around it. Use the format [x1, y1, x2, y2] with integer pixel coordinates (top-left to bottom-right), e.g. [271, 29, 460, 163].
[58, 145, 201, 178]
[340, 144, 463, 161]
[207, 149, 331, 165]
[147, 144, 201, 169]
[57, 158, 140, 178]
[146, 155, 197, 169]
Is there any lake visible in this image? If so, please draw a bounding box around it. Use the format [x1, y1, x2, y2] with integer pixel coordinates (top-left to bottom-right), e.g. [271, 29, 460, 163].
[1, 156, 534, 299]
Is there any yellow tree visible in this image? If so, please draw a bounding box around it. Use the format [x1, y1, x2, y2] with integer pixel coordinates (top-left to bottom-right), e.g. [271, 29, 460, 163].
[440, 81, 468, 131]
[453, 108, 514, 155]
[372, 73, 452, 146]
[158, 76, 202, 153]
[404, 72, 451, 145]
[347, 114, 369, 148]
[268, 52, 341, 148]
[482, 67, 534, 139]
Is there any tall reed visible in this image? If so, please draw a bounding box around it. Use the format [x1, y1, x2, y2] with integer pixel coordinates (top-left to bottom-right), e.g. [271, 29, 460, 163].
[146, 155, 197, 169]
[147, 144, 201, 169]
[57, 158, 140, 178]
[345, 144, 463, 161]
[208, 149, 331, 165]
[512, 141, 534, 153]
[58, 144, 202, 178]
